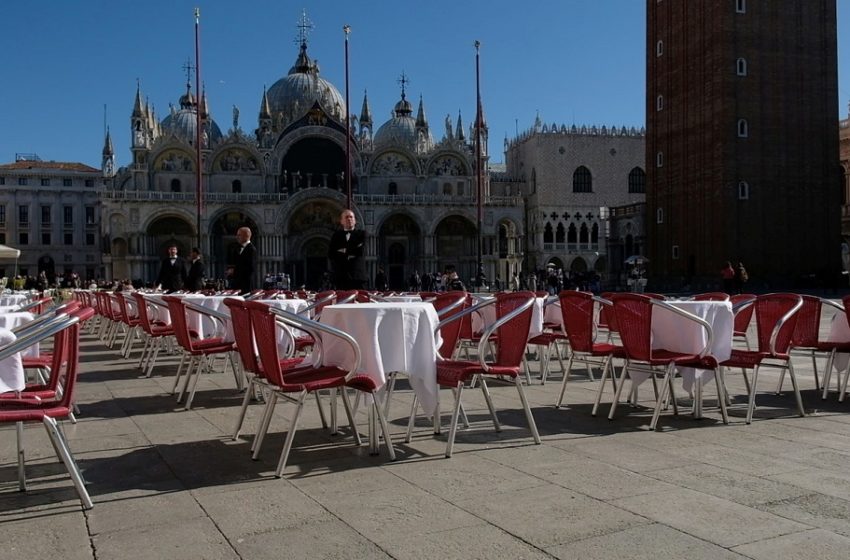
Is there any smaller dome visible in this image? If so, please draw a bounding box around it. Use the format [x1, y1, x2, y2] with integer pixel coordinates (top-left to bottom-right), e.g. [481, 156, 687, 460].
[161, 84, 223, 145]
[374, 92, 433, 153]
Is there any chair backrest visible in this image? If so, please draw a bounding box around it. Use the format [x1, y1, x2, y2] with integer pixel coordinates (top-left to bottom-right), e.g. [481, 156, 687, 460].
[493, 291, 536, 367]
[730, 293, 756, 335]
[162, 296, 193, 351]
[644, 293, 666, 300]
[790, 294, 823, 348]
[611, 293, 654, 362]
[335, 290, 370, 303]
[243, 301, 286, 386]
[753, 293, 803, 355]
[693, 292, 730, 302]
[431, 291, 469, 359]
[558, 291, 597, 353]
[131, 293, 156, 335]
[599, 291, 619, 333]
[223, 298, 260, 375]
[309, 290, 337, 318]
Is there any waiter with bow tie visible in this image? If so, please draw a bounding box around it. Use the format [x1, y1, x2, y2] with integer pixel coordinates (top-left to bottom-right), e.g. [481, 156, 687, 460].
[232, 226, 257, 295]
[155, 243, 188, 292]
[328, 209, 367, 290]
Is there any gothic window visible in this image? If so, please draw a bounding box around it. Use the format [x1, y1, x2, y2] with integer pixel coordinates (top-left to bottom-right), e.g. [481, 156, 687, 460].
[457, 182, 464, 196]
[591, 223, 599, 244]
[656, 152, 663, 167]
[656, 95, 663, 111]
[736, 58, 747, 76]
[232, 180, 242, 193]
[737, 119, 749, 137]
[567, 223, 577, 243]
[171, 179, 181, 192]
[628, 167, 646, 193]
[555, 223, 565, 243]
[656, 40, 663, 56]
[543, 222, 554, 243]
[736, 0, 746, 13]
[388, 182, 397, 195]
[656, 208, 664, 224]
[572, 166, 592, 193]
[443, 182, 452, 195]
[40, 178, 50, 186]
[579, 223, 589, 244]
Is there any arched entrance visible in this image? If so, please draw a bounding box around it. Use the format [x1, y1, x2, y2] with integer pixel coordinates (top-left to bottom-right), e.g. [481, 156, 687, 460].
[146, 216, 194, 283]
[287, 199, 343, 289]
[210, 211, 259, 281]
[434, 215, 476, 282]
[281, 137, 353, 193]
[378, 214, 421, 290]
[111, 238, 129, 281]
[570, 257, 588, 273]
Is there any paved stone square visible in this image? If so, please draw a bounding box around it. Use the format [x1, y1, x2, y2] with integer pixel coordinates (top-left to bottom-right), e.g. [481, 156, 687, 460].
[4, 308, 850, 559]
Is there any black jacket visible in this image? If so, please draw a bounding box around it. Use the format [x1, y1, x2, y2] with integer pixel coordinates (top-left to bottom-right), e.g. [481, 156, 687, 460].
[186, 258, 205, 291]
[156, 257, 188, 292]
[328, 228, 367, 289]
[233, 242, 257, 294]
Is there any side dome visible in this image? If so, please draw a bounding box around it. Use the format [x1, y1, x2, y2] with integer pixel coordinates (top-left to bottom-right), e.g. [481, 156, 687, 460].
[161, 86, 223, 145]
[266, 41, 346, 129]
[374, 94, 434, 153]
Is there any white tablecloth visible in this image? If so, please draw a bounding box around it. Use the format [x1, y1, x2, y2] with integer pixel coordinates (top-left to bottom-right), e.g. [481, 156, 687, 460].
[628, 300, 733, 391]
[0, 327, 24, 393]
[319, 302, 441, 412]
[0, 294, 30, 307]
[471, 297, 545, 339]
[827, 313, 850, 373]
[0, 312, 38, 358]
[383, 295, 422, 303]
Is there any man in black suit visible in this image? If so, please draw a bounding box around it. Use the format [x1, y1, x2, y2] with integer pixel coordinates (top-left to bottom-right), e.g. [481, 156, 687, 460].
[186, 247, 205, 291]
[155, 243, 188, 292]
[232, 226, 257, 294]
[328, 209, 367, 289]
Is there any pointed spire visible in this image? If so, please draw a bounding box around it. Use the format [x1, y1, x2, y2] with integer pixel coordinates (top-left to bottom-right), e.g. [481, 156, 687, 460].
[415, 95, 428, 128]
[455, 111, 465, 142]
[359, 90, 372, 126]
[102, 127, 114, 156]
[132, 80, 144, 118]
[200, 86, 209, 118]
[259, 85, 271, 119]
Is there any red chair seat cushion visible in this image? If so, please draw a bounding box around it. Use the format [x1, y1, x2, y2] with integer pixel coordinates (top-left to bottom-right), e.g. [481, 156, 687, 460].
[436, 360, 520, 386]
[528, 332, 567, 345]
[642, 349, 703, 366]
[721, 349, 786, 368]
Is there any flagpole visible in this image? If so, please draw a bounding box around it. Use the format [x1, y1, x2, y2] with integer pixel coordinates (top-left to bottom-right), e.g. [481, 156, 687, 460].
[475, 40, 483, 282]
[344, 24, 352, 210]
[194, 7, 202, 249]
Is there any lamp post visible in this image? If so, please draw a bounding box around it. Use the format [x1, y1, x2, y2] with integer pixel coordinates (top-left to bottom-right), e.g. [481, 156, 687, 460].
[474, 40, 483, 287]
[344, 24, 352, 210]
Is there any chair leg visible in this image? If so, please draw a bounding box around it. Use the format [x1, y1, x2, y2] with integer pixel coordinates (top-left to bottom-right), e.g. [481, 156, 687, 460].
[372, 395, 397, 461]
[43, 417, 93, 510]
[383, 373, 397, 418]
[275, 391, 307, 477]
[822, 349, 836, 400]
[478, 377, 501, 432]
[786, 362, 806, 417]
[746, 366, 761, 424]
[650, 366, 673, 431]
[170, 353, 189, 394]
[591, 357, 611, 416]
[339, 389, 361, 445]
[404, 394, 419, 443]
[445, 382, 465, 458]
[811, 351, 820, 392]
[775, 368, 786, 395]
[714, 370, 729, 424]
[252, 392, 278, 459]
[556, 355, 575, 409]
[16, 421, 26, 491]
[184, 355, 207, 410]
[515, 377, 541, 444]
[608, 360, 631, 420]
[232, 378, 255, 440]
[314, 391, 328, 430]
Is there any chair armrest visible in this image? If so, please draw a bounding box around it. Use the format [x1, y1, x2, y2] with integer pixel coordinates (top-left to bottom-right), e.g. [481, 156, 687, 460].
[269, 306, 362, 379]
[0, 315, 78, 361]
[433, 296, 497, 338]
[183, 301, 230, 333]
[821, 298, 845, 314]
[769, 295, 803, 356]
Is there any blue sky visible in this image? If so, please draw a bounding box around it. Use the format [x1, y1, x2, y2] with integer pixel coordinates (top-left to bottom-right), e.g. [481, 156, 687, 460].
[1, 1, 848, 167]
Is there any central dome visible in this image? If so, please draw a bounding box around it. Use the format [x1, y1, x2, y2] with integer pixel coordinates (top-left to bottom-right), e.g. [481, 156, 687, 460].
[266, 42, 346, 129]
[374, 93, 434, 153]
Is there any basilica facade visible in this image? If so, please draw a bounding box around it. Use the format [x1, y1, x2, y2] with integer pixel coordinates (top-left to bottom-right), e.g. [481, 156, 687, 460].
[99, 38, 645, 290]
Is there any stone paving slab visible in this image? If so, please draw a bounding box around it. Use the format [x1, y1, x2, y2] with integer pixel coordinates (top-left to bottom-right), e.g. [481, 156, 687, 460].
[4, 310, 850, 559]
